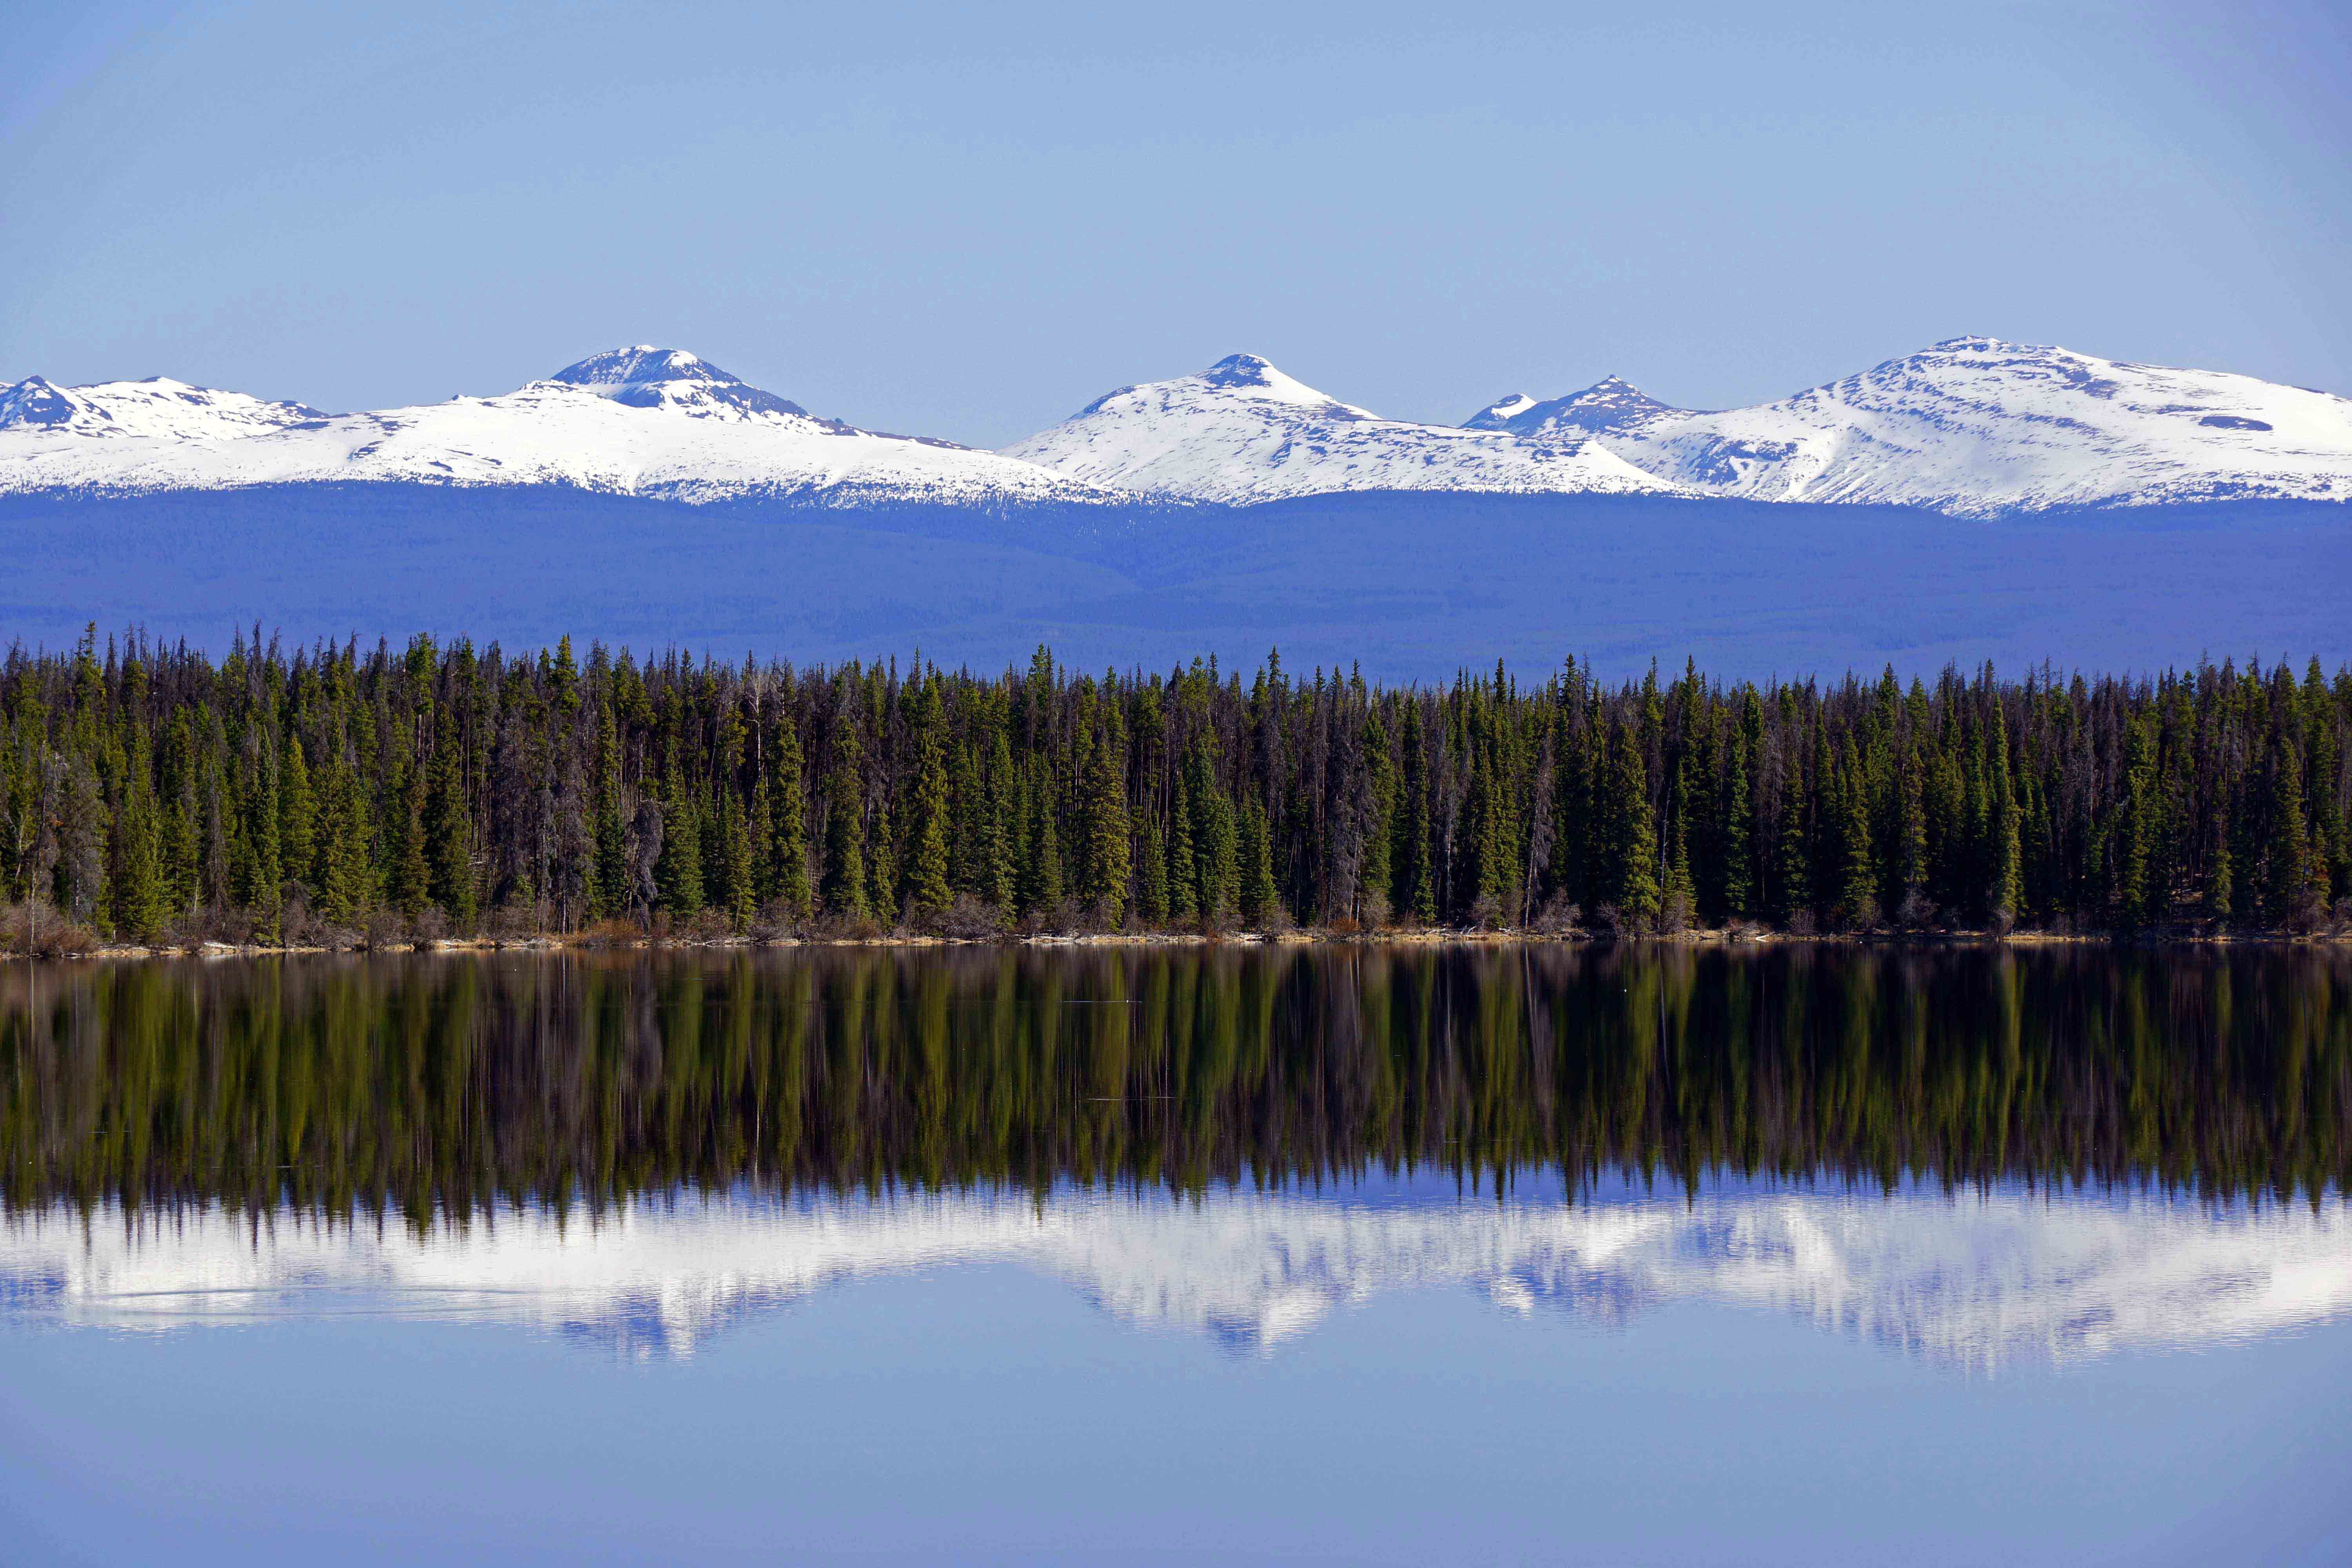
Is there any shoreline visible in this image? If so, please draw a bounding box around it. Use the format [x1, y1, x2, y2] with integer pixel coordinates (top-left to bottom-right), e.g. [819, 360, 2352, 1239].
[13, 926, 2350, 961]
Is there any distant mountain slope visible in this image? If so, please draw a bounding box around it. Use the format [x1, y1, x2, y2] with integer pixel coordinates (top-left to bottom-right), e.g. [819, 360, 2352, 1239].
[0, 347, 1110, 508]
[1476, 338, 2352, 515]
[1000, 353, 1684, 505]
[4, 485, 2342, 682]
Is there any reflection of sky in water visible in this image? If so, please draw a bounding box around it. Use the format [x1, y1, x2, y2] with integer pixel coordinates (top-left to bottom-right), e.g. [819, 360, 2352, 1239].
[9, 1177, 2347, 1369]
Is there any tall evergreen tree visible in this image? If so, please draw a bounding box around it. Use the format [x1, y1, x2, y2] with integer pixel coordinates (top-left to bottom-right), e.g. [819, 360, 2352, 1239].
[1600, 719, 1661, 925]
[769, 713, 811, 917]
[903, 681, 953, 920]
[821, 707, 868, 921]
[279, 737, 316, 904]
[425, 715, 475, 926]
[1721, 701, 1755, 920]
[1360, 709, 1396, 923]
[653, 759, 704, 917]
[1079, 706, 1131, 924]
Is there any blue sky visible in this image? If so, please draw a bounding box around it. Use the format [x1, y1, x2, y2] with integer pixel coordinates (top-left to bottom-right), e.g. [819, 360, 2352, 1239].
[3, 0, 2346, 446]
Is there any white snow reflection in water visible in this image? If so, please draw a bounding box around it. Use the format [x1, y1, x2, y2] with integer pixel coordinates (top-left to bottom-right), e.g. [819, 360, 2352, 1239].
[7, 1181, 2347, 1369]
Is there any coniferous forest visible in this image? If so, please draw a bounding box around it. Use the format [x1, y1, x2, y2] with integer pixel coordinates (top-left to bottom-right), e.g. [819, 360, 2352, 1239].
[4, 628, 2349, 948]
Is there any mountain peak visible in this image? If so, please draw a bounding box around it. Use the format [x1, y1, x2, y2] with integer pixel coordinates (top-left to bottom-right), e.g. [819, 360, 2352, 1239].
[1186, 352, 1363, 414]
[1465, 376, 1684, 437]
[546, 347, 809, 420]
[1199, 352, 1279, 388]
[0, 376, 76, 428]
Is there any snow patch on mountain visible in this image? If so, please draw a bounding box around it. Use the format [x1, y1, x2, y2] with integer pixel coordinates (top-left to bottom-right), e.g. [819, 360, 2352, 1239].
[1584, 338, 2352, 514]
[0, 350, 1104, 507]
[1004, 353, 1685, 505]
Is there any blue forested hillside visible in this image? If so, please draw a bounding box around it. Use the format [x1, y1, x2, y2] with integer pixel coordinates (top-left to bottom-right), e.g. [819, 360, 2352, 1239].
[7, 485, 2343, 679]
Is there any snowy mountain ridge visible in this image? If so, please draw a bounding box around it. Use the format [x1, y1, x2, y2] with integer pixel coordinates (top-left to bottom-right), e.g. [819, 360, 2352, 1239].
[1457, 337, 2352, 515]
[0, 350, 1108, 508]
[4, 338, 2347, 515]
[1001, 352, 1687, 505]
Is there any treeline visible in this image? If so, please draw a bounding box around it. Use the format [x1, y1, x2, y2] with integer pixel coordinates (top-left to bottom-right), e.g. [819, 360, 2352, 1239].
[2, 628, 2347, 944]
[4, 947, 2345, 1215]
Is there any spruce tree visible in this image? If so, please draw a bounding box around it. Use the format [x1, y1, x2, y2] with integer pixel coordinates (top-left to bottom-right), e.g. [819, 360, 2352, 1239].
[161, 788, 200, 920]
[242, 741, 283, 938]
[280, 737, 316, 904]
[316, 754, 373, 924]
[1239, 795, 1281, 927]
[1079, 706, 1131, 924]
[1990, 713, 2022, 925]
[2265, 728, 2314, 925]
[1167, 764, 1198, 926]
[393, 762, 430, 919]
[654, 762, 704, 917]
[714, 790, 753, 926]
[108, 766, 165, 941]
[1895, 748, 1928, 922]
[1662, 745, 1696, 930]
[867, 796, 898, 924]
[821, 708, 868, 921]
[1603, 719, 1661, 926]
[1361, 710, 1395, 923]
[2120, 713, 2158, 924]
[985, 730, 1018, 915]
[1834, 739, 1876, 928]
[769, 714, 811, 917]
[1136, 814, 1169, 922]
[904, 682, 953, 921]
[425, 716, 474, 927]
[593, 701, 627, 922]
[1722, 706, 1754, 920]
[1397, 704, 1433, 924]
[1774, 747, 1811, 925]
[1023, 761, 1063, 916]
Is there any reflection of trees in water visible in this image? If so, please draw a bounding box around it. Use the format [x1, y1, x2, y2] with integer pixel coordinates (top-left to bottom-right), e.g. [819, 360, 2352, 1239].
[2, 947, 2345, 1220]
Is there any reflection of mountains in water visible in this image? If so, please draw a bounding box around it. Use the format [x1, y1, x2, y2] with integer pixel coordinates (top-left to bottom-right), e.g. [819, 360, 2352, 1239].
[7, 1181, 2346, 1369]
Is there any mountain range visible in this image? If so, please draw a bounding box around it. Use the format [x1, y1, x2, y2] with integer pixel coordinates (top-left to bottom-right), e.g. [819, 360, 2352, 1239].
[6, 337, 2348, 516]
[3, 336, 2346, 677]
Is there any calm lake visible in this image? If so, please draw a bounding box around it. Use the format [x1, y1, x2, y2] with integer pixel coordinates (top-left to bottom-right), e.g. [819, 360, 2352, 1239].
[4, 945, 2349, 1565]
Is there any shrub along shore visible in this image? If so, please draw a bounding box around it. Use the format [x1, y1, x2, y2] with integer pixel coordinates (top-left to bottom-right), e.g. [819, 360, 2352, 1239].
[2, 628, 2346, 954]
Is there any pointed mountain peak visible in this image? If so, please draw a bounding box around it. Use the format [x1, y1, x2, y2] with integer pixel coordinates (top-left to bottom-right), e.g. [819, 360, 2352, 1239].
[545, 347, 808, 420]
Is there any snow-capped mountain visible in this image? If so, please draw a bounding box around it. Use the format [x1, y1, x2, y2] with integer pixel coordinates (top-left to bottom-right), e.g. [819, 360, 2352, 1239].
[999, 353, 1685, 505]
[8, 338, 2345, 517]
[1470, 338, 2352, 515]
[0, 348, 1109, 508]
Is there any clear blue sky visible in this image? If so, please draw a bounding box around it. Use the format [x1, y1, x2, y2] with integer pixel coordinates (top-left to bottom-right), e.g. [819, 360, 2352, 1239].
[4, 1, 2346, 447]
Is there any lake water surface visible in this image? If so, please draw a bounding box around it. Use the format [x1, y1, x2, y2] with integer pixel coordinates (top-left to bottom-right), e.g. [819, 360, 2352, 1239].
[4, 946, 2349, 1564]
